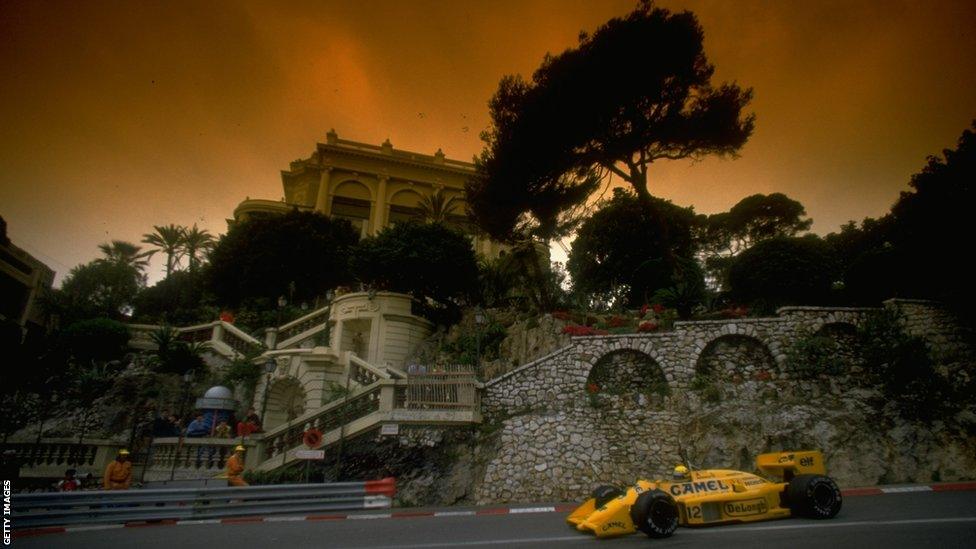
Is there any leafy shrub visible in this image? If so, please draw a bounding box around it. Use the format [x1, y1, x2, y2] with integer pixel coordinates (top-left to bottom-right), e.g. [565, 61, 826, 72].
[857, 310, 946, 421]
[785, 334, 847, 379]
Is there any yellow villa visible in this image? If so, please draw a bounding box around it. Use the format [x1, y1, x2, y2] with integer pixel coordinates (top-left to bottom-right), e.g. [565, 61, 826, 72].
[232, 129, 504, 258]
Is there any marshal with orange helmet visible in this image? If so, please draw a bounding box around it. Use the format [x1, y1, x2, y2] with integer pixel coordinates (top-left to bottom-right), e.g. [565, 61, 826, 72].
[225, 445, 249, 487]
[567, 450, 842, 539]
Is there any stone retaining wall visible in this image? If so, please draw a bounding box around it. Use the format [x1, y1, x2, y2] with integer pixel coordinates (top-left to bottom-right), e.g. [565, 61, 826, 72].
[475, 299, 974, 503]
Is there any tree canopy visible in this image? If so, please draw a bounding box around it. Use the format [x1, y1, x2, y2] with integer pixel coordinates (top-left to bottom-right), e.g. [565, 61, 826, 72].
[822, 121, 975, 315]
[728, 235, 837, 312]
[468, 1, 754, 242]
[568, 188, 698, 307]
[697, 192, 812, 288]
[50, 258, 143, 324]
[207, 210, 358, 308]
[350, 221, 479, 309]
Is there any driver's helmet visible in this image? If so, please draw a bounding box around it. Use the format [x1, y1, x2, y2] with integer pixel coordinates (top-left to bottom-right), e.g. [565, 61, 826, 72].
[672, 464, 690, 480]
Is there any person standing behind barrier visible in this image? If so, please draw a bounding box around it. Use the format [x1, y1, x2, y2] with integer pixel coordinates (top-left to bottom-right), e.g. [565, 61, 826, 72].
[103, 449, 132, 490]
[226, 445, 249, 486]
[57, 469, 81, 492]
[185, 413, 208, 437]
[214, 420, 232, 438]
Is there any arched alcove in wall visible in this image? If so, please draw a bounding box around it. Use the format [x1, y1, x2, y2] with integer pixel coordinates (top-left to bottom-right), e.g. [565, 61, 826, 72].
[264, 377, 307, 430]
[585, 349, 669, 408]
[388, 188, 424, 225]
[331, 180, 372, 237]
[694, 334, 776, 380]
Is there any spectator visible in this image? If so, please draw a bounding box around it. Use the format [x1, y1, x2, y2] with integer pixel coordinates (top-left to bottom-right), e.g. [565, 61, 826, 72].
[214, 420, 232, 439]
[57, 469, 81, 492]
[185, 413, 208, 437]
[236, 417, 258, 438]
[245, 408, 263, 432]
[152, 411, 180, 437]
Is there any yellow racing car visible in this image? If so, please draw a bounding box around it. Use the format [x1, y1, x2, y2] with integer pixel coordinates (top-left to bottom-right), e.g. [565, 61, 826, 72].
[568, 450, 842, 539]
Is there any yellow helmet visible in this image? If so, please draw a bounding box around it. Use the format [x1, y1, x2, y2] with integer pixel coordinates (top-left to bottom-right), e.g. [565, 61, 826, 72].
[234, 445, 246, 452]
[118, 449, 130, 456]
[673, 464, 689, 479]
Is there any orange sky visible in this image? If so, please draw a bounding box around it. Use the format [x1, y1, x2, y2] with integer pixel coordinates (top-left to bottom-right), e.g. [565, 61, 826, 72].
[2, 0, 975, 284]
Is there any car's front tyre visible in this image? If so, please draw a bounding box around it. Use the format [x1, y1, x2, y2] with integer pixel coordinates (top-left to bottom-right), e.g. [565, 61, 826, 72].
[788, 474, 842, 519]
[630, 489, 679, 538]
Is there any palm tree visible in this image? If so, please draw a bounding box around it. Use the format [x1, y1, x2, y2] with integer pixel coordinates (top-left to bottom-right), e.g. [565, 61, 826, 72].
[97, 240, 150, 274]
[142, 224, 185, 278]
[180, 224, 216, 272]
[417, 188, 461, 223]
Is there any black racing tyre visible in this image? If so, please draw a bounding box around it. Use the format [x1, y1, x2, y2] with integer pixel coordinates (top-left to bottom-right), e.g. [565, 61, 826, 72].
[630, 489, 679, 538]
[591, 485, 623, 508]
[788, 474, 842, 519]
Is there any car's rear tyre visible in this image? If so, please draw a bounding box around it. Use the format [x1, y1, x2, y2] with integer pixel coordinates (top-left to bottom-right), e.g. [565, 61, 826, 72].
[788, 474, 842, 519]
[591, 485, 623, 508]
[630, 489, 679, 538]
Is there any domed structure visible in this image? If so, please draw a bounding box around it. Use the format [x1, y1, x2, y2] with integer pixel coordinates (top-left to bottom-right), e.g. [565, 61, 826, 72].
[195, 385, 237, 410]
[203, 386, 233, 400]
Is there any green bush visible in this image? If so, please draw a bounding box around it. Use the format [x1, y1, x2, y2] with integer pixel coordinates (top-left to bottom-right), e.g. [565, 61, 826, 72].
[857, 310, 947, 421]
[445, 321, 507, 367]
[785, 334, 847, 379]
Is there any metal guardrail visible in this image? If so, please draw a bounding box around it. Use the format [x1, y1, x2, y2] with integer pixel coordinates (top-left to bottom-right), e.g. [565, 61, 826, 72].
[12, 478, 396, 529]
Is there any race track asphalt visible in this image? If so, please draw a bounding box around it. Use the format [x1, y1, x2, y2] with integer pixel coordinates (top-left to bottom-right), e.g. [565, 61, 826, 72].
[13, 490, 976, 548]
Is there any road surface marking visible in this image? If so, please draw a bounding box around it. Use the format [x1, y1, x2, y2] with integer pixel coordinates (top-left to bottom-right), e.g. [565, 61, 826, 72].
[363, 517, 976, 548]
[881, 486, 933, 493]
[682, 516, 976, 534]
[65, 525, 124, 532]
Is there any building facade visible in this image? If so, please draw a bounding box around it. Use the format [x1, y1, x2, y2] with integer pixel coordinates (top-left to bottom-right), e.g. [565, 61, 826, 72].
[0, 225, 55, 339]
[233, 129, 505, 258]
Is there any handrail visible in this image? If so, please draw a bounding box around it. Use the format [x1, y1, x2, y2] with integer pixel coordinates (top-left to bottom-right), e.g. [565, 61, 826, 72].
[261, 380, 386, 464]
[260, 378, 385, 442]
[348, 353, 393, 384]
[217, 320, 264, 356]
[277, 305, 330, 338]
[125, 321, 264, 359]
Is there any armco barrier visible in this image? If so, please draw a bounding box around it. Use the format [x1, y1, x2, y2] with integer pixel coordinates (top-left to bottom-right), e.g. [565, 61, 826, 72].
[12, 477, 396, 529]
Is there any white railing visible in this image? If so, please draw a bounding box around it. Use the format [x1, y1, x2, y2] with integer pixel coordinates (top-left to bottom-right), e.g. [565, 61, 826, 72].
[127, 321, 264, 359]
[276, 306, 331, 348]
[144, 438, 258, 481]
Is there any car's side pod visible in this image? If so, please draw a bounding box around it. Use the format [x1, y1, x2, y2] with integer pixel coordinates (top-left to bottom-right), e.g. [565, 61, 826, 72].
[756, 450, 827, 482]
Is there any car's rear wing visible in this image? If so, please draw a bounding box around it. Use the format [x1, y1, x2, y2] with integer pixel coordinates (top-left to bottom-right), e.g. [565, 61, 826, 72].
[756, 450, 827, 481]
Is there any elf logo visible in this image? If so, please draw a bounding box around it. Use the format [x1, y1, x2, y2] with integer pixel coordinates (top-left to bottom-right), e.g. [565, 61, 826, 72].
[724, 498, 768, 517]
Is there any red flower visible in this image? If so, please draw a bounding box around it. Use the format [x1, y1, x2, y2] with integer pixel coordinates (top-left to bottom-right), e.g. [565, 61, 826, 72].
[652, 303, 666, 314]
[586, 382, 600, 394]
[608, 316, 627, 327]
[640, 304, 649, 316]
[562, 324, 611, 337]
[638, 321, 659, 333]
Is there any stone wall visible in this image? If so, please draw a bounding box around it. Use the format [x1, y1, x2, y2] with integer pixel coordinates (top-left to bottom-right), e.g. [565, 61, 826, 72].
[476, 300, 975, 503]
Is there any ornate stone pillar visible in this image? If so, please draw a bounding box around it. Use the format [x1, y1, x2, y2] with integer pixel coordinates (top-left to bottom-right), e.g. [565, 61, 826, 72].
[370, 175, 389, 235]
[315, 167, 333, 214]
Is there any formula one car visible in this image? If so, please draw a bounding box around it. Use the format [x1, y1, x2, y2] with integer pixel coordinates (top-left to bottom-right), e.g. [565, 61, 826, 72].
[567, 450, 842, 539]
